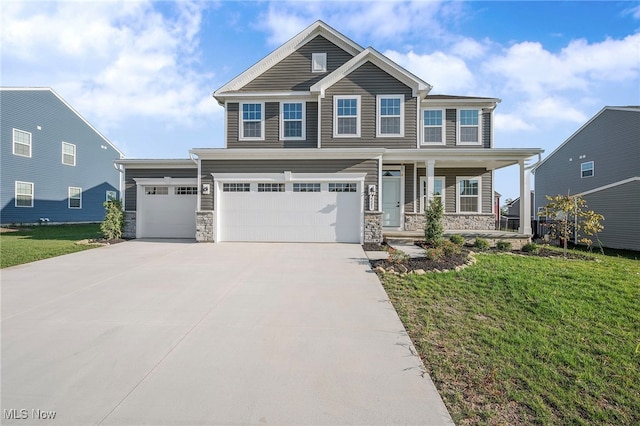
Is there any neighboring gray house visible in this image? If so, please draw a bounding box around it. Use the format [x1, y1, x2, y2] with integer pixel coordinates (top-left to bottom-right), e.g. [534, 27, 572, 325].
[501, 191, 535, 231]
[1, 88, 123, 225]
[533, 106, 640, 251]
[117, 21, 542, 243]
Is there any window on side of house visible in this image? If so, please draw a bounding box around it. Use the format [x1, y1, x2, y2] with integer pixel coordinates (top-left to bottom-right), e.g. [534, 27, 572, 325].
[223, 183, 250, 192]
[13, 129, 32, 157]
[280, 102, 305, 140]
[106, 190, 117, 201]
[377, 95, 404, 137]
[329, 182, 357, 192]
[581, 161, 594, 178]
[457, 177, 481, 213]
[457, 109, 481, 145]
[419, 176, 445, 213]
[62, 142, 76, 166]
[240, 103, 264, 140]
[311, 53, 327, 73]
[15, 181, 34, 207]
[69, 187, 82, 209]
[333, 96, 360, 137]
[422, 109, 445, 144]
[258, 183, 284, 192]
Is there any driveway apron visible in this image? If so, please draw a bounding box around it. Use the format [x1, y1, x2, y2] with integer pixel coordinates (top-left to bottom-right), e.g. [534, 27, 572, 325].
[1, 240, 453, 425]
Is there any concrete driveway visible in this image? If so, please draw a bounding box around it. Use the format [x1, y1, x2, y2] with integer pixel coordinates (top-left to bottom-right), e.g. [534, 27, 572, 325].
[1, 241, 453, 425]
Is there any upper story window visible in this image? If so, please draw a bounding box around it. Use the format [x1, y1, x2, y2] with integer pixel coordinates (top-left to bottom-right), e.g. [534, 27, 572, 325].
[457, 177, 481, 213]
[422, 109, 445, 145]
[240, 103, 264, 140]
[280, 102, 305, 140]
[15, 181, 34, 208]
[377, 95, 404, 137]
[13, 129, 32, 157]
[419, 176, 445, 212]
[68, 187, 82, 209]
[334, 95, 361, 138]
[457, 109, 481, 145]
[581, 161, 594, 178]
[311, 53, 327, 73]
[62, 142, 76, 166]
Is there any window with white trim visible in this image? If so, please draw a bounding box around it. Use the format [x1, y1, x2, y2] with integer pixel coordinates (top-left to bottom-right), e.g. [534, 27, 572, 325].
[106, 190, 117, 201]
[422, 109, 445, 144]
[311, 53, 327, 73]
[334, 96, 360, 137]
[175, 186, 198, 195]
[293, 183, 321, 192]
[329, 182, 357, 192]
[280, 102, 305, 140]
[581, 161, 594, 178]
[377, 95, 404, 137]
[457, 109, 481, 145]
[69, 187, 82, 209]
[13, 129, 32, 157]
[419, 176, 445, 213]
[62, 142, 76, 166]
[223, 183, 250, 192]
[15, 181, 34, 207]
[240, 103, 264, 140]
[258, 183, 284, 192]
[145, 186, 169, 195]
[457, 177, 481, 213]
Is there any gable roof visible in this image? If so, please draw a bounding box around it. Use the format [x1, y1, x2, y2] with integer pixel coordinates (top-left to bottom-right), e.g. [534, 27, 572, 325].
[214, 21, 363, 95]
[532, 106, 640, 173]
[309, 46, 432, 98]
[1, 87, 124, 158]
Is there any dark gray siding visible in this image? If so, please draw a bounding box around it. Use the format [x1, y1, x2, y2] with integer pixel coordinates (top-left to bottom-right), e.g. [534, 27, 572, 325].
[321, 62, 417, 149]
[226, 101, 318, 148]
[582, 180, 640, 251]
[200, 159, 378, 211]
[1, 89, 121, 224]
[404, 165, 415, 213]
[420, 108, 491, 149]
[534, 109, 640, 215]
[124, 168, 197, 211]
[240, 36, 355, 92]
[417, 167, 492, 214]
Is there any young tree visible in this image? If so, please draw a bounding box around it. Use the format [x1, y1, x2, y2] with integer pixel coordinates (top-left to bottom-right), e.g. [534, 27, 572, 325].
[101, 199, 124, 240]
[424, 197, 444, 245]
[543, 194, 604, 257]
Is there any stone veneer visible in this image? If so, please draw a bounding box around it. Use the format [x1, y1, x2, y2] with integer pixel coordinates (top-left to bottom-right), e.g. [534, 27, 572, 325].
[364, 211, 383, 243]
[196, 211, 215, 242]
[404, 213, 496, 231]
[123, 211, 136, 239]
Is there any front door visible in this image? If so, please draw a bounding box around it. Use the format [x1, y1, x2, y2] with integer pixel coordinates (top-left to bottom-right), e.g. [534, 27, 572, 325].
[382, 175, 401, 227]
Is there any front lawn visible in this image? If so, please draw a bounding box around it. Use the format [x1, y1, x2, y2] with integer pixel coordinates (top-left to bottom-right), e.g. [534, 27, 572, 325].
[0, 224, 103, 268]
[380, 250, 640, 425]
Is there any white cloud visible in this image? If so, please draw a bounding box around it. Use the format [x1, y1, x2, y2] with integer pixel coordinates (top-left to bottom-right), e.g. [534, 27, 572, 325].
[494, 113, 535, 132]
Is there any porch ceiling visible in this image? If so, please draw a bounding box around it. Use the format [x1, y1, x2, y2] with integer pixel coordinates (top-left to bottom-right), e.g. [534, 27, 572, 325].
[382, 148, 543, 171]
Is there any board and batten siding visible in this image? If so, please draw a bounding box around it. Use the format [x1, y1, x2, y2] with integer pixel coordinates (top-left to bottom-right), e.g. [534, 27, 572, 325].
[240, 36, 355, 92]
[534, 108, 639, 215]
[124, 168, 197, 211]
[0, 89, 121, 224]
[200, 159, 378, 211]
[417, 167, 492, 214]
[321, 62, 417, 149]
[227, 102, 318, 148]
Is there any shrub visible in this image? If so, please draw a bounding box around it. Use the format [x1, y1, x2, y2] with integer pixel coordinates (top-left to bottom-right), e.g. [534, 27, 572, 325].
[388, 249, 410, 264]
[424, 246, 444, 261]
[441, 240, 462, 257]
[101, 199, 124, 240]
[496, 240, 512, 251]
[473, 238, 490, 251]
[449, 234, 465, 245]
[424, 198, 444, 245]
[522, 242, 540, 254]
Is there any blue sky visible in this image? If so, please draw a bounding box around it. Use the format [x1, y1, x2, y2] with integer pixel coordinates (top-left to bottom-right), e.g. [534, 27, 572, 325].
[2, 0, 639, 201]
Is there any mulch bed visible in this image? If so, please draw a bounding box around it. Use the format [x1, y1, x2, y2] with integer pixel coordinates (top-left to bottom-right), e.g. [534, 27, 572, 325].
[370, 250, 470, 273]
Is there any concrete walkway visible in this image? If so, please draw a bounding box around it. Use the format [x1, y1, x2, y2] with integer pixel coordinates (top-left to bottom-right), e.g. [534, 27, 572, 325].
[2, 240, 453, 425]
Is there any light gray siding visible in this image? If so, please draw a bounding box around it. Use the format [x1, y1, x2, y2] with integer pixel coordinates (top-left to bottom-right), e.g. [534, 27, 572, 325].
[240, 36, 355, 92]
[417, 167, 492, 214]
[200, 159, 378, 211]
[124, 168, 197, 211]
[321, 62, 417, 149]
[1, 89, 121, 224]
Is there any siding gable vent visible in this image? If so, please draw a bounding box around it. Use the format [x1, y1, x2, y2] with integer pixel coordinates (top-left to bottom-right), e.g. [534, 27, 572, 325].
[312, 53, 327, 73]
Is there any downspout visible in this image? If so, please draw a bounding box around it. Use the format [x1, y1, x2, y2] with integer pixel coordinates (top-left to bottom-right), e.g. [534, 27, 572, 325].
[113, 161, 125, 206]
[189, 151, 201, 211]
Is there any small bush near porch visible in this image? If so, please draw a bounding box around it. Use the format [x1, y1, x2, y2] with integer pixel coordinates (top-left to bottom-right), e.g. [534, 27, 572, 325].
[381, 250, 639, 425]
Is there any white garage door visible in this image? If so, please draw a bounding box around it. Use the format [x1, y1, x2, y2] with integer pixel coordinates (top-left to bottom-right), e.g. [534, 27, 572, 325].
[217, 179, 363, 243]
[137, 185, 197, 238]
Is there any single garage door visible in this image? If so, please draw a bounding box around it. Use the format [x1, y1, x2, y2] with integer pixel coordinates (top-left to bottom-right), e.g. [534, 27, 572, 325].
[217, 179, 363, 243]
[137, 185, 197, 238]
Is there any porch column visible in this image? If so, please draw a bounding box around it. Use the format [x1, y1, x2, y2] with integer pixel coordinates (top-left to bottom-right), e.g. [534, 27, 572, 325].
[426, 159, 436, 204]
[518, 159, 532, 235]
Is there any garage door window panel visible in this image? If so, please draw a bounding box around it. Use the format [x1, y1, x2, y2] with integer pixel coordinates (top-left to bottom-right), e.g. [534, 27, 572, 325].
[145, 186, 169, 195]
[175, 186, 198, 195]
[223, 183, 250, 192]
[258, 183, 285, 192]
[329, 182, 357, 192]
[293, 183, 321, 192]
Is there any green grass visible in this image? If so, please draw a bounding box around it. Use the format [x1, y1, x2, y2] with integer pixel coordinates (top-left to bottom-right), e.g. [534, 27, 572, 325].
[381, 251, 640, 425]
[0, 224, 103, 268]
